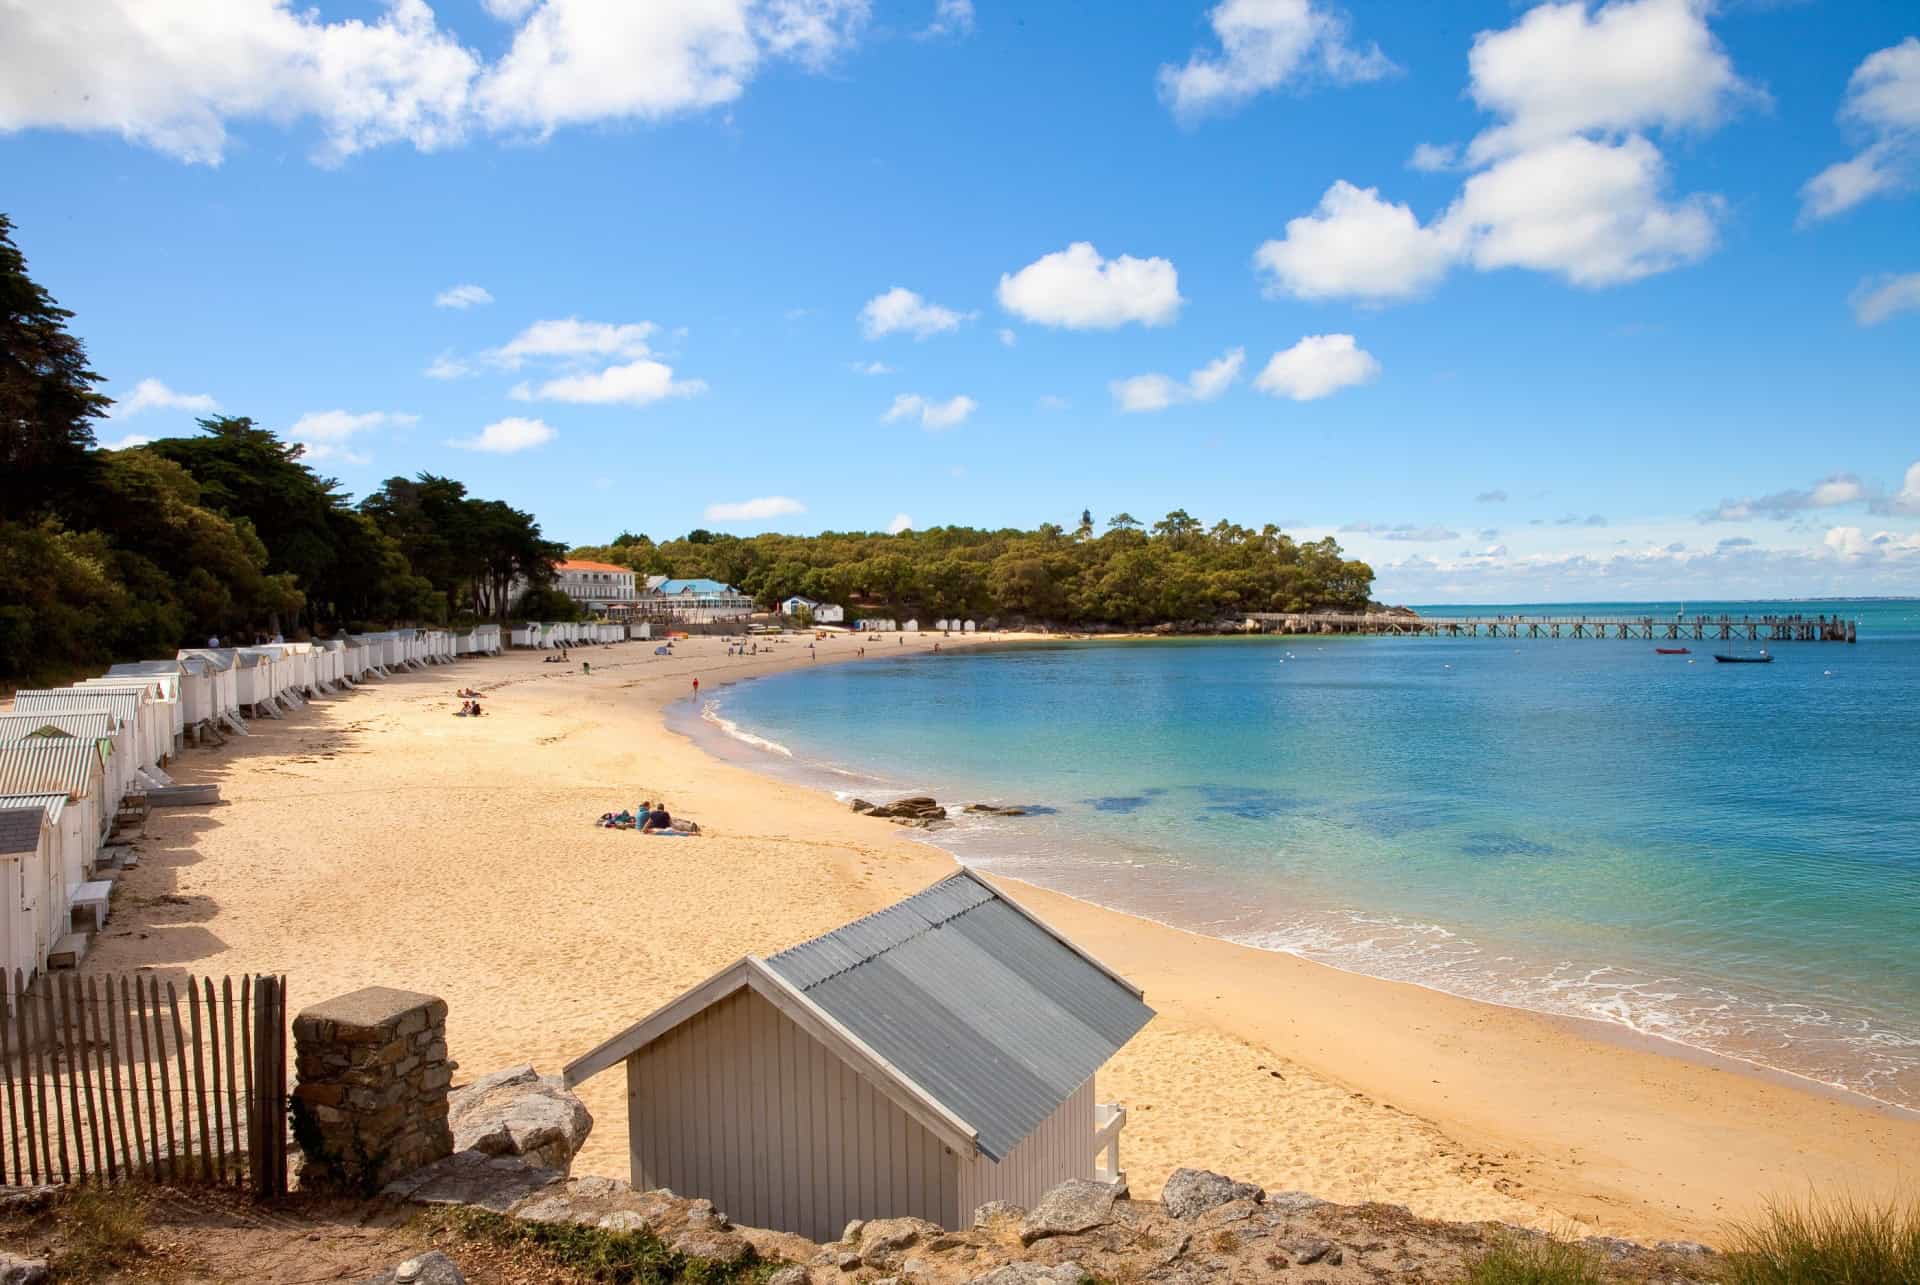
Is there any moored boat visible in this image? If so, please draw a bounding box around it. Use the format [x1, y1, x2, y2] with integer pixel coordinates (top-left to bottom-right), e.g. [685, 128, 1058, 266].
[1714, 652, 1773, 664]
[1656, 647, 1690, 655]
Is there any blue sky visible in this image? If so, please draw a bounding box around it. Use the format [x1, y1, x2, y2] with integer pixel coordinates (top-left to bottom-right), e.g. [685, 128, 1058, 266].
[3, 0, 1916, 602]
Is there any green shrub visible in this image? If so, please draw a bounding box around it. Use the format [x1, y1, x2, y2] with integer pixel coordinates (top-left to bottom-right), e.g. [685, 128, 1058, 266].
[1464, 1234, 1608, 1285]
[1723, 1194, 1920, 1285]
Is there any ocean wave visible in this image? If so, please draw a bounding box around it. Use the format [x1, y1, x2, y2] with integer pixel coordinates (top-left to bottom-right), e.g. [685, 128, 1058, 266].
[700, 703, 793, 757]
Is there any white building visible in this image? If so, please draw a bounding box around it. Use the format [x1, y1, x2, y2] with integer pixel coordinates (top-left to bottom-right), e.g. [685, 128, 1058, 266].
[780, 595, 845, 624]
[637, 579, 756, 623]
[553, 560, 638, 612]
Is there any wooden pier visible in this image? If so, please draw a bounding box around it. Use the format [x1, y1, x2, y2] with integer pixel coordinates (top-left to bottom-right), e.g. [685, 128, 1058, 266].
[1246, 612, 1858, 643]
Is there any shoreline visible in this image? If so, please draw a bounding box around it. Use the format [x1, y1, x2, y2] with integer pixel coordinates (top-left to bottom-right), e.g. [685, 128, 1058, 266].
[67, 632, 1920, 1245]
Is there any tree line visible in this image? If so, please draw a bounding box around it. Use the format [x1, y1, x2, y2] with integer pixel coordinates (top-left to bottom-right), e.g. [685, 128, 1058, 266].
[569, 507, 1375, 627]
[0, 214, 563, 686]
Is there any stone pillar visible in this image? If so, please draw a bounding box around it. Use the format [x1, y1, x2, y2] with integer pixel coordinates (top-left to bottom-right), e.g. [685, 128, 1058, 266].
[292, 986, 455, 1194]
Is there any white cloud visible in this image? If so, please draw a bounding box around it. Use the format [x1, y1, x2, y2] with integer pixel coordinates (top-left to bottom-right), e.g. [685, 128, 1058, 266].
[0, 0, 872, 166]
[1801, 37, 1920, 222]
[97, 433, 156, 451]
[1253, 334, 1380, 401]
[1450, 133, 1719, 286]
[447, 416, 555, 453]
[1850, 272, 1920, 327]
[851, 360, 893, 375]
[1258, 0, 1743, 303]
[424, 352, 474, 380]
[1408, 141, 1460, 172]
[434, 282, 493, 308]
[510, 358, 706, 406]
[884, 393, 977, 430]
[1824, 526, 1872, 559]
[1255, 181, 1459, 301]
[997, 242, 1182, 329]
[492, 317, 656, 366]
[997, 327, 1017, 347]
[1112, 347, 1245, 412]
[1158, 0, 1394, 121]
[705, 495, 806, 521]
[859, 287, 966, 340]
[918, 0, 973, 39]
[289, 407, 418, 462]
[1890, 462, 1920, 516]
[886, 512, 915, 534]
[1459, 0, 1756, 165]
[111, 377, 219, 418]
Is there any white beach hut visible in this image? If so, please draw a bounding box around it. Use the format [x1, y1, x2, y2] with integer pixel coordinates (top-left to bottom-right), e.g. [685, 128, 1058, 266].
[80, 672, 183, 754]
[0, 740, 109, 894]
[110, 659, 211, 731]
[0, 714, 127, 814]
[0, 795, 77, 974]
[565, 871, 1151, 1242]
[963, 620, 977, 633]
[0, 806, 58, 981]
[475, 624, 502, 654]
[177, 649, 244, 726]
[10, 688, 163, 783]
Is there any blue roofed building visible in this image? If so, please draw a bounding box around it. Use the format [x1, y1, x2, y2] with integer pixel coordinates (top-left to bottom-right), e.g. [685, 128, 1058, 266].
[637, 577, 756, 623]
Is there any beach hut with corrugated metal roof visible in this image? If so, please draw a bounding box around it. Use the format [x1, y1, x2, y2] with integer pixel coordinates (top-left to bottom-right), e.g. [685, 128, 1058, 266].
[9, 687, 163, 781]
[0, 806, 57, 979]
[0, 739, 108, 890]
[177, 649, 244, 726]
[80, 671, 182, 753]
[0, 713, 128, 813]
[564, 870, 1151, 1242]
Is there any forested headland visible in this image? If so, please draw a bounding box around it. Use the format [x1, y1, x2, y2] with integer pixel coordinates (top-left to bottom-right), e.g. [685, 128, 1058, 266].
[3, 211, 1372, 686]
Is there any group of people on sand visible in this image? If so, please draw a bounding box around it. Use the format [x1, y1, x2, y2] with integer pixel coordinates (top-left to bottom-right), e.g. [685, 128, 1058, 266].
[454, 698, 486, 716]
[543, 648, 571, 663]
[598, 798, 700, 835]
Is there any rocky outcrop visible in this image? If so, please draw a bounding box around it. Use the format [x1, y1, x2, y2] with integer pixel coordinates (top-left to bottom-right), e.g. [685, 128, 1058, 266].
[963, 804, 1027, 817]
[0, 1251, 49, 1285]
[447, 1064, 593, 1173]
[379, 1168, 1721, 1285]
[853, 795, 948, 821]
[1161, 1167, 1265, 1219]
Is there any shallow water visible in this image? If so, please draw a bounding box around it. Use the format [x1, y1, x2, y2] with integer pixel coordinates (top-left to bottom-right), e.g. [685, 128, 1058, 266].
[680, 600, 1920, 1108]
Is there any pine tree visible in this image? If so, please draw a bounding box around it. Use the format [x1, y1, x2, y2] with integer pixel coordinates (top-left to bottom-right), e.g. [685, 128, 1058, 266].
[0, 214, 111, 520]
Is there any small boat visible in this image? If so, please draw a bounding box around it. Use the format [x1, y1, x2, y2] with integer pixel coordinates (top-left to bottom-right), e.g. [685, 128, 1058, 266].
[1656, 647, 1690, 655]
[1714, 653, 1773, 664]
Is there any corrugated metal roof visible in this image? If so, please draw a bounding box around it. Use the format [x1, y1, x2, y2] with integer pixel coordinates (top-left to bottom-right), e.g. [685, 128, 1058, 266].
[0, 740, 107, 800]
[108, 660, 185, 677]
[0, 793, 67, 827]
[177, 649, 237, 670]
[0, 712, 116, 742]
[10, 689, 141, 724]
[0, 807, 46, 858]
[764, 873, 1153, 1160]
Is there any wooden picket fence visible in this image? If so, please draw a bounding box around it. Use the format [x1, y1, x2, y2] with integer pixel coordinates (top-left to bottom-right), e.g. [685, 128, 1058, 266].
[0, 972, 287, 1196]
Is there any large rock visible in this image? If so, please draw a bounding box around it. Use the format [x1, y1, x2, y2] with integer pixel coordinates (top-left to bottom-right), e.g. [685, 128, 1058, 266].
[382, 1149, 565, 1212]
[857, 1216, 942, 1267]
[360, 1250, 465, 1285]
[448, 1064, 593, 1173]
[966, 1263, 1087, 1285]
[866, 796, 947, 821]
[1161, 1169, 1265, 1220]
[0, 1252, 49, 1285]
[1019, 1180, 1118, 1245]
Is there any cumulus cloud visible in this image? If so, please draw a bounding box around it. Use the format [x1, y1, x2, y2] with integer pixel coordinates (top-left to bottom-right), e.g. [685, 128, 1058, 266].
[1111, 347, 1245, 412]
[1705, 473, 1868, 521]
[1255, 0, 1743, 302]
[705, 495, 806, 521]
[997, 328, 1017, 347]
[492, 318, 657, 366]
[435, 283, 493, 308]
[851, 360, 893, 375]
[510, 359, 705, 406]
[1476, 489, 1508, 503]
[447, 416, 555, 453]
[1801, 38, 1920, 222]
[1882, 461, 1920, 516]
[110, 377, 220, 419]
[424, 352, 474, 380]
[0, 0, 871, 166]
[1253, 334, 1380, 401]
[997, 243, 1182, 329]
[290, 408, 419, 463]
[860, 287, 966, 340]
[884, 393, 977, 430]
[1158, 0, 1395, 121]
[96, 433, 157, 451]
[1549, 512, 1608, 527]
[886, 512, 914, 534]
[1850, 272, 1920, 327]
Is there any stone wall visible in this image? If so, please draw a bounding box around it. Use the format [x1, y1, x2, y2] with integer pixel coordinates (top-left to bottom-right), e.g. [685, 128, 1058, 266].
[292, 986, 455, 1194]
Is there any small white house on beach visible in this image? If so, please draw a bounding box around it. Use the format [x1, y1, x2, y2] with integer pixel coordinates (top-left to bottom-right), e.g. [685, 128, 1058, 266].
[565, 870, 1151, 1242]
[0, 806, 57, 981]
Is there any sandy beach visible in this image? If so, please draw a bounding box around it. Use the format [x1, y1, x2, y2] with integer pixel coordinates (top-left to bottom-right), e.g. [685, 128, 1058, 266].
[69, 633, 1920, 1244]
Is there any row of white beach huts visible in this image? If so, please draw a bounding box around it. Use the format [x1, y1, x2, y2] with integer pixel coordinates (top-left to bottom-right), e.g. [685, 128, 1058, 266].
[0, 622, 604, 983]
[853, 618, 979, 633]
[509, 620, 637, 647]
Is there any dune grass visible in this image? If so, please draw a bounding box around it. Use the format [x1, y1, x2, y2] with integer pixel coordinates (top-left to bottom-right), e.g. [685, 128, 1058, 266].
[53, 1183, 152, 1280]
[1723, 1194, 1920, 1285]
[1464, 1235, 1610, 1285]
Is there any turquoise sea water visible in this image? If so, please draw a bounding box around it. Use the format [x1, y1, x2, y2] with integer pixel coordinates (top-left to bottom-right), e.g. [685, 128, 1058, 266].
[680, 600, 1920, 1109]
